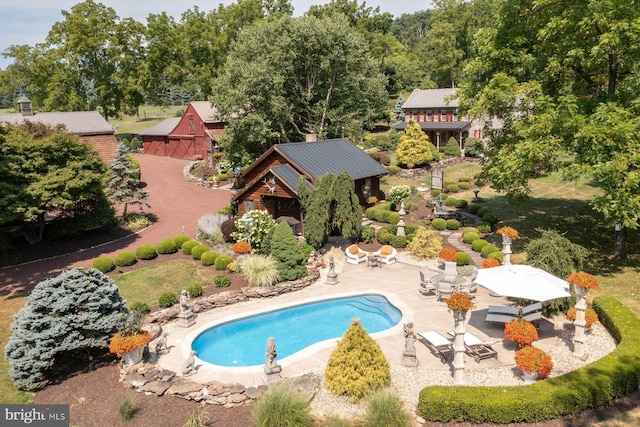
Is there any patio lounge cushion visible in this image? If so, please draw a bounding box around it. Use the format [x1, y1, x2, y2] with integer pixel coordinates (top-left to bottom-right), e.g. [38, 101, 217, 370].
[348, 245, 366, 258]
[378, 245, 393, 258]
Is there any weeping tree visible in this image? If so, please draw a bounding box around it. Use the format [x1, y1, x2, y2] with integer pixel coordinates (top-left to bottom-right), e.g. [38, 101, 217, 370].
[5, 268, 129, 391]
[298, 173, 362, 248]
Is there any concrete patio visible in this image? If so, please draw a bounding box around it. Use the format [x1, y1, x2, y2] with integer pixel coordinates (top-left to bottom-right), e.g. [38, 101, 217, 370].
[154, 255, 563, 388]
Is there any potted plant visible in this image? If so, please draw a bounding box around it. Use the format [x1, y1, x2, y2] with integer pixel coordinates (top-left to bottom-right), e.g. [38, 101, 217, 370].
[515, 345, 553, 380]
[566, 307, 599, 329]
[504, 319, 538, 348]
[496, 226, 519, 243]
[566, 271, 600, 296]
[438, 247, 459, 263]
[445, 292, 475, 314]
[109, 311, 151, 366]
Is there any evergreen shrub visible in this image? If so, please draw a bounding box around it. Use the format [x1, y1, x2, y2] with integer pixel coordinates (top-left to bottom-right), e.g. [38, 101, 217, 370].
[114, 250, 137, 267]
[92, 255, 115, 273]
[214, 275, 231, 288]
[477, 206, 492, 216]
[468, 204, 481, 215]
[227, 262, 240, 273]
[476, 222, 492, 233]
[181, 240, 199, 255]
[471, 239, 489, 252]
[463, 232, 480, 244]
[431, 218, 447, 230]
[201, 250, 219, 266]
[156, 238, 177, 254]
[385, 165, 400, 175]
[482, 212, 498, 225]
[406, 227, 443, 260]
[390, 235, 408, 248]
[488, 251, 504, 262]
[431, 189, 441, 197]
[361, 225, 376, 243]
[270, 222, 307, 281]
[446, 219, 460, 230]
[446, 184, 459, 193]
[458, 177, 471, 182]
[186, 283, 204, 297]
[463, 227, 479, 234]
[214, 255, 233, 271]
[445, 197, 458, 206]
[481, 245, 500, 258]
[191, 244, 210, 260]
[158, 292, 178, 308]
[173, 234, 190, 248]
[135, 244, 157, 260]
[130, 302, 150, 314]
[458, 182, 471, 190]
[388, 212, 401, 225]
[455, 199, 468, 209]
[456, 252, 471, 266]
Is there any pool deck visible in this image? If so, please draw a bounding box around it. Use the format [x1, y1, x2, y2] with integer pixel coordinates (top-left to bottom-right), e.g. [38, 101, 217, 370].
[155, 259, 561, 387]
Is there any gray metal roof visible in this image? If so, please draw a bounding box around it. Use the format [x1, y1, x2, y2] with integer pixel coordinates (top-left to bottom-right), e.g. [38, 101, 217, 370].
[271, 164, 314, 194]
[402, 88, 458, 109]
[0, 111, 113, 134]
[134, 117, 181, 136]
[190, 101, 224, 123]
[275, 138, 388, 180]
[392, 121, 471, 132]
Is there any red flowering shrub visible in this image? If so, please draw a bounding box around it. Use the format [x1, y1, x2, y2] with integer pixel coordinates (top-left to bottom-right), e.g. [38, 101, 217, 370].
[482, 258, 501, 268]
[232, 241, 252, 254]
[445, 292, 476, 312]
[566, 271, 600, 292]
[504, 319, 538, 347]
[438, 247, 458, 262]
[515, 345, 553, 377]
[566, 307, 599, 328]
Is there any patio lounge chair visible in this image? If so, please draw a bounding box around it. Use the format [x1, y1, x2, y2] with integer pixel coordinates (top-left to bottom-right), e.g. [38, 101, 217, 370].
[485, 302, 543, 325]
[418, 270, 437, 298]
[461, 332, 499, 363]
[418, 331, 453, 363]
[436, 281, 456, 301]
[373, 245, 397, 265]
[345, 244, 368, 265]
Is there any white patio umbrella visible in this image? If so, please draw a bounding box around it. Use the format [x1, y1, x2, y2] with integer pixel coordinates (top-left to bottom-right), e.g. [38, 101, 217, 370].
[474, 264, 571, 302]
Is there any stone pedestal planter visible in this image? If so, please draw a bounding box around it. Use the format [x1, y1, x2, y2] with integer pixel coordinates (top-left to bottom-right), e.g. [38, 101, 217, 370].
[121, 347, 144, 367]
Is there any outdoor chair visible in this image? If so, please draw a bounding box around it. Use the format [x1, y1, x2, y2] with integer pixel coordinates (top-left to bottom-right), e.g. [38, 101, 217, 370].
[461, 332, 499, 363]
[459, 280, 478, 297]
[418, 270, 437, 298]
[418, 331, 453, 363]
[345, 244, 368, 265]
[436, 281, 456, 301]
[485, 302, 543, 326]
[373, 245, 397, 265]
[443, 261, 458, 283]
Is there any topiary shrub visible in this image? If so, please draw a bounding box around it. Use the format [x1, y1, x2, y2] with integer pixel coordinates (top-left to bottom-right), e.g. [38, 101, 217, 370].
[214, 255, 233, 271]
[181, 239, 199, 255]
[191, 244, 210, 260]
[471, 239, 489, 252]
[407, 227, 443, 260]
[186, 283, 204, 297]
[463, 227, 479, 234]
[92, 255, 115, 273]
[482, 212, 498, 225]
[446, 219, 460, 230]
[445, 197, 458, 206]
[390, 235, 408, 248]
[456, 252, 471, 266]
[253, 383, 313, 427]
[455, 199, 468, 209]
[488, 251, 504, 263]
[214, 275, 231, 288]
[240, 254, 280, 287]
[463, 232, 480, 244]
[476, 222, 492, 233]
[431, 189, 441, 198]
[458, 181, 471, 190]
[477, 206, 492, 216]
[431, 218, 447, 230]
[156, 238, 177, 254]
[324, 319, 390, 402]
[5, 269, 128, 390]
[388, 212, 401, 225]
[446, 184, 459, 193]
[363, 390, 411, 427]
[270, 221, 307, 282]
[130, 301, 150, 314]
[173, 234, 190, 248]
[201, 250, 220, 266]
[135, 244, 157, 260]
[158, 292, 178, 308]
[114, 250, 137, 267]
[481, 245, 500, 258]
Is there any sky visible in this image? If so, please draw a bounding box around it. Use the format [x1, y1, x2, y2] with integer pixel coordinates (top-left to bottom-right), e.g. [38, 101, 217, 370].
[0, 0, 432, 69]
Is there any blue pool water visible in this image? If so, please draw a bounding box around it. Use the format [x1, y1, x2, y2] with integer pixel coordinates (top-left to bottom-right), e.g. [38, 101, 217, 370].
[191, 294, 402, 367]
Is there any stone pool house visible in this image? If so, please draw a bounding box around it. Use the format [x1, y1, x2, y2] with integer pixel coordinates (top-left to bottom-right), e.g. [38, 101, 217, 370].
[232, 138, 389, 235]
[0, 95, 118, 164]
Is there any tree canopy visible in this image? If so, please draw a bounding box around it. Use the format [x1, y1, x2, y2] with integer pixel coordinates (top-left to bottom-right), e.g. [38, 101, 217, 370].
[211, 14, 388, 163]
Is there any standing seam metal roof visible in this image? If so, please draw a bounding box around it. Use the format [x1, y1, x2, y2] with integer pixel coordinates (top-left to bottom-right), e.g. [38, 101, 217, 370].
[275, 138, 388, 180]
[402, 88, 458, 109]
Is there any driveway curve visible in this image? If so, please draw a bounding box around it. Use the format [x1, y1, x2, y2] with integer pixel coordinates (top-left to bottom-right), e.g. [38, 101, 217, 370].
[0, 154, 232, 295]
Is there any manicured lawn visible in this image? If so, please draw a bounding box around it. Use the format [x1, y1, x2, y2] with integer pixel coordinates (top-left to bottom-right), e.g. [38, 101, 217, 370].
[109, 105, 184, 136]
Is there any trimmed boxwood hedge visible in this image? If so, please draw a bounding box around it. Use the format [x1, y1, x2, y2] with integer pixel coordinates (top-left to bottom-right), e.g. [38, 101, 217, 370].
[191, 244, 210, 260]
[181, 240, 200, 255]
[418, 296, 640, 423]
[157, 238, 177, 254]
[214, 255, 234, 271]
[431, 218, 447, 230]
[445, 219, 460, 230]
[92, 255, 115, 273]
[456, 252, 470, 266]
[135, 244, 157, 260]
[480, 244, 500, 258]
[462, 232, 480, 244]
[114, 250, 137, 267]
[173, 234, 190, 247]
[201, 250, 220, 266]
[471, 239, 489, 252]
[376, 225, 418, 246]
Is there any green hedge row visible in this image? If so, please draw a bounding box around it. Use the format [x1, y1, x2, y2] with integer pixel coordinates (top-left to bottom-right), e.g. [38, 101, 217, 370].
[365, 203, 401, 225]
[418, 296, 640, 423]
[376, 225, 418, 248]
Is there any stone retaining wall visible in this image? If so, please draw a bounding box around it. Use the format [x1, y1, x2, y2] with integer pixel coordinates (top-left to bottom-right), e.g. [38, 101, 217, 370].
[147, 269, 321, 325]
[183, 161, 219, 188]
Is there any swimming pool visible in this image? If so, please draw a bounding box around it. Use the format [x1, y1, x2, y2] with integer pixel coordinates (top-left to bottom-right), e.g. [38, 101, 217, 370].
[191, 294, 402, 367]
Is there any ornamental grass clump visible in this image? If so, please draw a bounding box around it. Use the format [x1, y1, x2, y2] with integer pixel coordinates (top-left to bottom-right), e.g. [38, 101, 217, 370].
[240, 254, 280, 287]
[445, 292, 475, 313]
[253, 383, 313, 427]
[504, 319, 539, 348]
[515, 345, 553, 378]
[324, 319, 390, 402]
[363, 390, 411, 427]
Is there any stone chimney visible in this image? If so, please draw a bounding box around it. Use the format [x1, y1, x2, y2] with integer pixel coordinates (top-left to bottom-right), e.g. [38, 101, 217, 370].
[17, 95, 33, 116]
[305, 133, 317, 142]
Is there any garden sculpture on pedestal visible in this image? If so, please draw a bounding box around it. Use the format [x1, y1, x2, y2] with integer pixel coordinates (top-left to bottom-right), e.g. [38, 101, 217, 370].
[445, 292, 475, 384]
[182, 350, 197, 375]
[401, 322, 418, 366]
[567, 272, 600, 360]
[326, 255, 338, 285]
[177, 289, 196, 327]
[264, 337, 282, 383]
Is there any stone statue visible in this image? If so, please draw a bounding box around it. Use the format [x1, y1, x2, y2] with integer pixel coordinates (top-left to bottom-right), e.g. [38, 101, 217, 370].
[155, 332, 168, 354]
[264, 337, 281, 374]
[180, 289, 190, 313]
[403, 322, 417, 353]
[182, 350, 197, 375]
[328, 255, 335, 274]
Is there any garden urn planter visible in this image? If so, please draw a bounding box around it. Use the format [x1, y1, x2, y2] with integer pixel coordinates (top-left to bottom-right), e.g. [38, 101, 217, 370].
[520, 370, 538, 383]
[121, 347, 144, 367]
